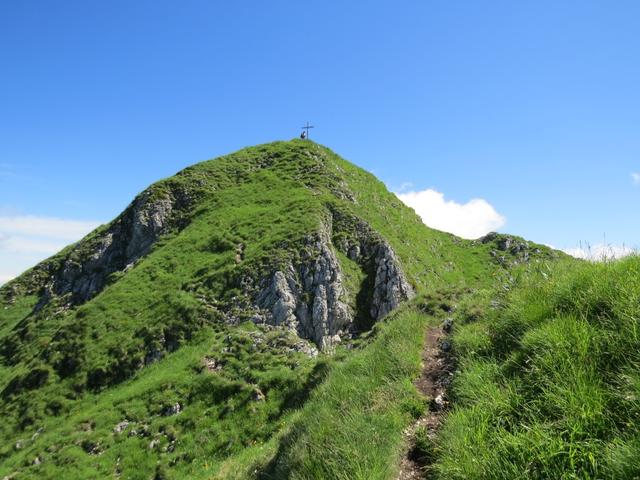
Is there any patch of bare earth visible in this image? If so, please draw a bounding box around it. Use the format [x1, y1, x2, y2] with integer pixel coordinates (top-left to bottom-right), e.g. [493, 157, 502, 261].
[396, 320, 454, 480]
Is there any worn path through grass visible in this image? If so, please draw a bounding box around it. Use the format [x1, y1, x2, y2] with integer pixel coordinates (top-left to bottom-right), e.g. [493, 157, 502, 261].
[396, 319, 454, 480]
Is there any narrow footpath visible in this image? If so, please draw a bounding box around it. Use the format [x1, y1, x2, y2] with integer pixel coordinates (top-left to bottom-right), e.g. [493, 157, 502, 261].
[396, 320, 454, 480]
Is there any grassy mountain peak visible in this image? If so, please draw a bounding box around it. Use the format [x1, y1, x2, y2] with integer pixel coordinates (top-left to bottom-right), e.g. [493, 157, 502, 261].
[0, 140, 577, 479]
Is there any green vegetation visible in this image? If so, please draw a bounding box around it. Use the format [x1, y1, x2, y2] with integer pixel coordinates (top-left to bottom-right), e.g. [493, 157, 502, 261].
[431, 256, 640, 479]
[0, 322, 327, 479]
[2, 140, 499, 479]
[255, 306, 431, 479]
[1, 139, 631, 479]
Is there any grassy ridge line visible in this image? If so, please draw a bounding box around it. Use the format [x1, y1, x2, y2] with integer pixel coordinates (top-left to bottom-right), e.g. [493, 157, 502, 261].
[215, 304, 435, 480]
[431, 256, 640, 479]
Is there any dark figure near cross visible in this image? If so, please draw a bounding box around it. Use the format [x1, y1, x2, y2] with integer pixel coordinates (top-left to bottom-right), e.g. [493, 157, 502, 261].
[300, 121, 314, 140]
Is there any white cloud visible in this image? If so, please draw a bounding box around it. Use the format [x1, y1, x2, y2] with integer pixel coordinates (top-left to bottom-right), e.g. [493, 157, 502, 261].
[0, 216, 100, 241]
[2, 237, 68, 255]
[396, 188, 506, 239]
[564, 243, 636, 261]
[0, 215, 102, 286]
[632, 172, 640, 185]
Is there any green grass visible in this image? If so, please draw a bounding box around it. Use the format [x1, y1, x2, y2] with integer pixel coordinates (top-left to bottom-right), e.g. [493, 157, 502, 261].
[0, 324, 326, 479]
[248, 305, 433, 480]
[0, 140, 572, 479]
[432, 256, 640, 479]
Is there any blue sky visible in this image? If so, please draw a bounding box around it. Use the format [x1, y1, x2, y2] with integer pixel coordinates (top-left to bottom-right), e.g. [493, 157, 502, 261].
[1, 1, 639, 282]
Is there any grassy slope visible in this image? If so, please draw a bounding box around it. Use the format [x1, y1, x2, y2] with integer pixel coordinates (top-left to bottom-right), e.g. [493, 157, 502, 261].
[258, 306, 432, 479]
[430, 256, 640, 479]
[0, 140, 566, 479]
[212, 146, 561, 479]
[0, 140, 494, 479]
[0, 141, 341, 478]
[325, 146, 501, 289]
[208, 144, 516, 479]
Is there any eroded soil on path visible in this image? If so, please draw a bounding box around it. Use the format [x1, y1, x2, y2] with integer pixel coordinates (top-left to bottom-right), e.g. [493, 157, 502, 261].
[396, 322, 454, 480]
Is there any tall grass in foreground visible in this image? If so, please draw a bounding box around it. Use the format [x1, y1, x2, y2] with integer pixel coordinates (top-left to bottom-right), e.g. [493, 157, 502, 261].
[240, 307, 432, 480]
[435, 256, 640, 479]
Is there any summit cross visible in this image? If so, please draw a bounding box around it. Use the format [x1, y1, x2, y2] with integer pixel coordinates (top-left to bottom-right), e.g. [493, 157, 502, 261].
[301, 121, 314, 139]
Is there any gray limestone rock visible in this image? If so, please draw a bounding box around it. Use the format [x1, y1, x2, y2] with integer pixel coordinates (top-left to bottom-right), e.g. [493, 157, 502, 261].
[32, 186, 195, 309]
[126, 195, 173, 259]
[113, 420, 130, 434]
[255, 214, 413, 349]
[163, 403, 182, 416]
[370, 243, 414, 320]
[256, 233, 351, 349]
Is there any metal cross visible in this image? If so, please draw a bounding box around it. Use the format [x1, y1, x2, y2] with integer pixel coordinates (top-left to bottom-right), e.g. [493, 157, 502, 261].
[301, 121, 314, 139]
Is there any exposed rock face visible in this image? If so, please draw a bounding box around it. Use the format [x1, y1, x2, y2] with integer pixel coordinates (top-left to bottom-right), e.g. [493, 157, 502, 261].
[256, 235, 351, 350]
[126, 196, 174, 259]
[34, 187, 194, 308]
[255, 214, 414, 349]
[370, 243, 414, 319]
[256, 268, 297, 331]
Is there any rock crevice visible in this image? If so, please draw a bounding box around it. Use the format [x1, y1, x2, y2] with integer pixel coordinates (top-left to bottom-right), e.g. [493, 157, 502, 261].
[256, 231, 351, 350]
[255, 212, 414, 349]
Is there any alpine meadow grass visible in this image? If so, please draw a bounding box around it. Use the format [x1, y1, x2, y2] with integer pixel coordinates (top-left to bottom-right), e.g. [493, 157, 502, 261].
[433, 256, 640, 479]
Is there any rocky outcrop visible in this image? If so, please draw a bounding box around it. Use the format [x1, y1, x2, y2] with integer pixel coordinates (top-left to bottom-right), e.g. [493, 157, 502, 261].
[35, 185, 195, 308]
[126, 195, 174, 259]
[478, 232, 555, 267]
[255, 213, 414, 349]
[256, 234, 351, 350]
[370, 243, 414, 319]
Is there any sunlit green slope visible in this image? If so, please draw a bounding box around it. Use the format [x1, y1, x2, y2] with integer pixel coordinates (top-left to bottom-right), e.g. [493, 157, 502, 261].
[0, 140, 560, 479]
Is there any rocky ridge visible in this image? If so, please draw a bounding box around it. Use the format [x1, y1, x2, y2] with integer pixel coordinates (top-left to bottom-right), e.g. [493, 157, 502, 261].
[5, 185, 198, 313]
[478, 231, 557, 267]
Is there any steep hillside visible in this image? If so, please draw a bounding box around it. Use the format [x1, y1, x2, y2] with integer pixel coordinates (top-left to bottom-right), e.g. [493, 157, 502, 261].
[0, 140, 562, 479]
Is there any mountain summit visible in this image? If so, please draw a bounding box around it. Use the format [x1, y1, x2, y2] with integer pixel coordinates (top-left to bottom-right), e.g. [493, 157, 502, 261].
[7, 140, 416, 351]
[0, 140, 559, 479]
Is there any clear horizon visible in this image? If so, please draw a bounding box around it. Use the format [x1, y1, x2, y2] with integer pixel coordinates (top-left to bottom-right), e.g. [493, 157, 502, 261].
[2, 1, 639, 283]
